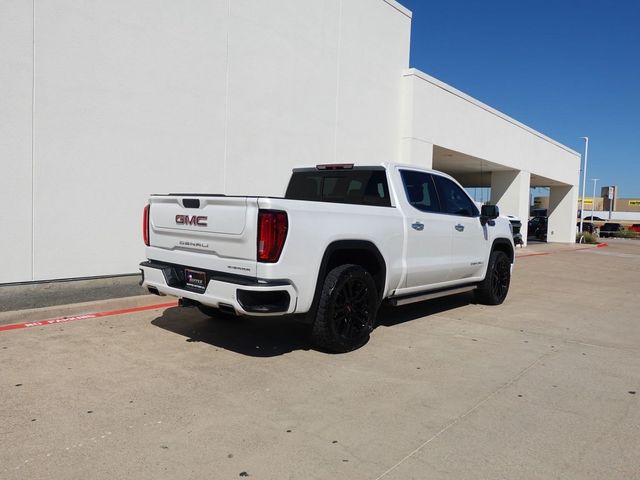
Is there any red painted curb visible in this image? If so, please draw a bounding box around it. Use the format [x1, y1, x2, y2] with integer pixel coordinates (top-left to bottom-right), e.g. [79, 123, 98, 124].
[0, 301, 178, 333]
[516, 252, 551, 258]
[574, 243, 609, 251]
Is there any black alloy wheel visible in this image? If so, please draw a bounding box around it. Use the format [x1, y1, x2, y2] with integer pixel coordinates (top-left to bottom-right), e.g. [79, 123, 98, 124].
[490, 254, 511, 302]
[333, 276, 371, 342]
[475, 250, 511, 305]
[312, 264, 378, 353]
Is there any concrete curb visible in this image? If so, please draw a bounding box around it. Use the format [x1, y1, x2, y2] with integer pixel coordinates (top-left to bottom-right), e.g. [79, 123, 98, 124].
[0, 274, 147, 313]
[0, 294, 173, 327]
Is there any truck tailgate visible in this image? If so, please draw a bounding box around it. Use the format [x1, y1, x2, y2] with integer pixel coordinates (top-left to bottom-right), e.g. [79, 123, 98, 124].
[147, 195, 259, 275]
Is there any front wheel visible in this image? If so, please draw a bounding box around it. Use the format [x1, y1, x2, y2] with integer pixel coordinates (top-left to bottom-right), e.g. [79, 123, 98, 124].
[311, 264, 378, 353]
[475, 250, 511, 305]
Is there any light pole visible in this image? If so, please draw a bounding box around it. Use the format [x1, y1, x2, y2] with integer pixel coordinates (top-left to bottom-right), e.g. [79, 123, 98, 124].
[579, 137, 589, 235]
[590, 178, 599, 223]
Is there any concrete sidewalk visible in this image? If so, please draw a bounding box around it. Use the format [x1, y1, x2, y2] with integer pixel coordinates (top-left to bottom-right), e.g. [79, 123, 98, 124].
[0, 274, 147, 313]
[0, 294, 172, 327]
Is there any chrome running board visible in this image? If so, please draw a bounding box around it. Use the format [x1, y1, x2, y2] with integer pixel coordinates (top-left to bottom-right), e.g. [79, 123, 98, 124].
[388, 285, 477, 307]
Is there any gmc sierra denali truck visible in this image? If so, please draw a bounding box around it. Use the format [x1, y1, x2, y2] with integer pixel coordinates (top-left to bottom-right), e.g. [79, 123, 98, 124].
[140, 163, 515, 352]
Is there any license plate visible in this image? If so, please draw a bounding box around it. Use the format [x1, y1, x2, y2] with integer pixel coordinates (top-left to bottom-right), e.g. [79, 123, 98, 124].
[185, 268, 207, 291]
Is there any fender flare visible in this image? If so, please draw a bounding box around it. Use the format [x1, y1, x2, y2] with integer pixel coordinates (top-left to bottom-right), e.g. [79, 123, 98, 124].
[490, 237, 515, 263]
[309, 240, 387, 315]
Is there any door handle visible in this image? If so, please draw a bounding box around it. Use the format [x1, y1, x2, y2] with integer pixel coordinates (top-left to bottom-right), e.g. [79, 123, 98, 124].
[455, 224, 465, 232]
[411, 222, 424, 231]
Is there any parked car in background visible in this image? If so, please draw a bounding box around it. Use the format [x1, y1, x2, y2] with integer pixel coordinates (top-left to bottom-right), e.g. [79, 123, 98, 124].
[629, 224, 640, 233]
[599, 223, 624, 238]
[582, 215, 605, 221]
[578, 222, 596, 234]
[528, 216, 547, 240]
[505, 215, 524, 246]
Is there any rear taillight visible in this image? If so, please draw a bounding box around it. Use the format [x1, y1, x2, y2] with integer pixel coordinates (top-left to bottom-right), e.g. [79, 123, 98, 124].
[257, 210, 288, 263]
[143, 204, 150, 246]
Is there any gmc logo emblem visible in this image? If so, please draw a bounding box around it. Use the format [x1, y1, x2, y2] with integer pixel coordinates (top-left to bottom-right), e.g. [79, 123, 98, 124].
[176, 215, 208, 227]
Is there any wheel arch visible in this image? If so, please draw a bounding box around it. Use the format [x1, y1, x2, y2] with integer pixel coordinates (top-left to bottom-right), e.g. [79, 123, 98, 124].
[311, 240, 387, 311]
[491, 237, 515, 263]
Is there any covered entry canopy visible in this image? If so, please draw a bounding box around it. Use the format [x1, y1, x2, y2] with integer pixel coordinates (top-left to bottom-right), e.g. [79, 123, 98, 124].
[432, 146, 511, 188]
[400, 69, 580, 244]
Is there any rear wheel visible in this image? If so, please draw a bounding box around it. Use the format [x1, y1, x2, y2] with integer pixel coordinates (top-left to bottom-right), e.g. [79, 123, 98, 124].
[311, 264, 378, 353]
[475, 250, 511, 305]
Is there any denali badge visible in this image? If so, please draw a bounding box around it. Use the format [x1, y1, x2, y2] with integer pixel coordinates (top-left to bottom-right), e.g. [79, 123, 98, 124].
[175, 214, 208, 227]
[179, 240, 209, 248]
[227, 265, 251, 272]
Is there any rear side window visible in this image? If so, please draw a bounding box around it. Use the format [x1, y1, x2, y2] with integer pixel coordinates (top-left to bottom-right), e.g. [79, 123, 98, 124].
[285, 169, 391, 207]
[400, 170, 440, 213]
[432, 175, 478, 217]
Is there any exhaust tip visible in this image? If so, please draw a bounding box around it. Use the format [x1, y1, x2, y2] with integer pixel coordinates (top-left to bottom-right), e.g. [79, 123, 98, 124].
[218, 303, 237, 316]
[178, 298, 200, 308]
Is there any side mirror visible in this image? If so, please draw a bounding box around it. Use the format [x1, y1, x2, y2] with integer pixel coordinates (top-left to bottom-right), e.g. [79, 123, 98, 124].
[480, 204, 499, 226]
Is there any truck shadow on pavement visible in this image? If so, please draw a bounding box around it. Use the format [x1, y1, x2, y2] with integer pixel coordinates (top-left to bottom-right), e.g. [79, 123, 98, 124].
[152, 307, 312, 357]
[376, 292, 474, 328]
[151, 293, 474, 357]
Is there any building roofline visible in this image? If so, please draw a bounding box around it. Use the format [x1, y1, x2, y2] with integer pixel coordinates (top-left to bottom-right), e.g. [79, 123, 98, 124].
[404, 68, 580, 157]
[383, 0, 412, 18]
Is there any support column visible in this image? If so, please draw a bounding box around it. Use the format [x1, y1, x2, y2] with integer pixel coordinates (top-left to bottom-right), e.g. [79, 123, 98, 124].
[547, 185, 578, 244]
[398, 72, 434, 169]
[399, 138, 433, 168]
[490, 170, 531, 245]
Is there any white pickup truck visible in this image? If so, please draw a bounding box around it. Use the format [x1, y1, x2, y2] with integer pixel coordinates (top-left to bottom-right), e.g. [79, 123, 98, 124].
[140, 163, 514, 352]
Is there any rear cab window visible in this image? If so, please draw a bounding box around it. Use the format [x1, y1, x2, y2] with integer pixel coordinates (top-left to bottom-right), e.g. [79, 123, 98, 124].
[285, 168, 391, 207]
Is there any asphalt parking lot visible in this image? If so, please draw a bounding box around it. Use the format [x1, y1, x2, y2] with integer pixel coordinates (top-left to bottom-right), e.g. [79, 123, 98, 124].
[1, 240, 639, 479]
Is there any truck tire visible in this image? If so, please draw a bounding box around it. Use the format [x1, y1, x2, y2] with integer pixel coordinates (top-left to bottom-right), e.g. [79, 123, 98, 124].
[311, 264, 378, 353]
[474, 250, 511, 305]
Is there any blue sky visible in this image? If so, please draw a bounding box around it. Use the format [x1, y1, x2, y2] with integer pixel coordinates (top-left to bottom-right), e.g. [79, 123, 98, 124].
[397, 0, 640, 198]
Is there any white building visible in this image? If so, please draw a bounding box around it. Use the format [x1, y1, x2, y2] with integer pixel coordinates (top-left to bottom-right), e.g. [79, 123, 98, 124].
[0, 0, 580, 284]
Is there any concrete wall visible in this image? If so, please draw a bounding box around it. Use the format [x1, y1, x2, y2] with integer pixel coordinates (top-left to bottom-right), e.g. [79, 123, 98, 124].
[401, 69, 581, 187]
[0, 0, 34, 283]
[0, 0, 411, 283]
[491, 170, 531, 240]
[1, 0, 581, 283]
[613, 199, 640, 213]
[548, 185, 579, 243]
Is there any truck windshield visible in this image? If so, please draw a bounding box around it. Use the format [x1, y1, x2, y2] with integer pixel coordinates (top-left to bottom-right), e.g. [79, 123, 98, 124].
[285, 168, 391, 207]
